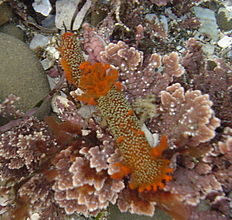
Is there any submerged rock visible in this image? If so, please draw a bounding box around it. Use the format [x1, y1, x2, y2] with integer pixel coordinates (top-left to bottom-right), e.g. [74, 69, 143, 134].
[29, 33, 51, 50]
[109, 205, 171, 220]
[0, 3, 13, 26]
[193, 6, 219, 42]
[32, 0, 52, 16]
[0, 33, 50, 118]
[218, 36, 232, 48]
[217, 6, 232, 31]
[55, 0, 91, 30]
[0, 23, 24, 41]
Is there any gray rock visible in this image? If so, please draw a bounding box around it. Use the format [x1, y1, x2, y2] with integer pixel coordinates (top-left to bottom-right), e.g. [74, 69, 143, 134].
[32, 0, 52, 16]
[217, 7, 232, 31]
[55, 0, 91, 30]
[193, 6, 219, 42]
[0, 3, 13, 26]
[29, 33, 51, 50]
[0, 23, 24, 41]
[0, 32, 50, 119]
[109, 205, 171, 220]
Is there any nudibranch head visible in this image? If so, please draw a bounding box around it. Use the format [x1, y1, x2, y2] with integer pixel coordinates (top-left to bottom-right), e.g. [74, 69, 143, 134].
[62, 31, 75, 38]
[59, 32, 77, 52]
[77, 61, 119, 105]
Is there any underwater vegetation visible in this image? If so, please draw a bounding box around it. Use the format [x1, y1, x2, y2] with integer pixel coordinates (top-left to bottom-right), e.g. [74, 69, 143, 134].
[0, 0, 231, 219]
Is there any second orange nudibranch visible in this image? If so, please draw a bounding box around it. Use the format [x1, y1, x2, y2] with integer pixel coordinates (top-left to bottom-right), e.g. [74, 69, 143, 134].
[76, 61, 173, 192]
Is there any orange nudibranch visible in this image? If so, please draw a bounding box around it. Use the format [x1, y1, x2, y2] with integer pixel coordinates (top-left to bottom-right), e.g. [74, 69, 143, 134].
[76, 61, 173, 192]
[58, 32, 85, 86]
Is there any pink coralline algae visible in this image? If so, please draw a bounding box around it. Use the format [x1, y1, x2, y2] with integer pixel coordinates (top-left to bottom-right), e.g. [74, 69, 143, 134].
[100, 41, 184, 101]
[18, 173, 65, 219]
[212, 128, 232, 198]
[80, 29, 184, 101]
[0, 94, 24, 119]
[82, 23, 106, 63]
[164, 167, 223, 206]
[218, 127, 232, 156]
[100, 41, 143, 72]
[182, 38, 203, 76]
[162, 127, 232, 219]
[43, 116, 125, 217]
[0, 114, 64, 219]
[149, 83, 220, 147]
[182, 38, 232, 128]
[52, 97, 87, 130]
[117, 188, 157, 216]
[117, 187, 191, 219]
[0, 116, 58, 181]
[52, 125, 125, 217]
[189, 209, 228, 220]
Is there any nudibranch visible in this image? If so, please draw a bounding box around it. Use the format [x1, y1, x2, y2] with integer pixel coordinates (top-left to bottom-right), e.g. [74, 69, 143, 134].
[75, 61, 173, 192]
[58, 32, 85, 85]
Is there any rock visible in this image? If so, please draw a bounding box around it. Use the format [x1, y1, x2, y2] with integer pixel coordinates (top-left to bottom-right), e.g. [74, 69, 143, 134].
[109, 205, 172, 220]
[0, 23, 24, 41]
[45, 45, 59, 59]
[32, 0, 52, 17]
[217, 7, 232, 31]
[218, 36, 232, 48]
[41, 14, 56, 28]
[193, 6, 219, 42]
[55, 0, 91, 30]
[0, 33, 50, 119]
[40, 58, 54, 70]
[0, 3, 13, 26]
[29, 33, 51, 50]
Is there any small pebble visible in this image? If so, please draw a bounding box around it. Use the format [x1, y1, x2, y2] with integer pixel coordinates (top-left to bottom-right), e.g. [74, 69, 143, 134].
[30, 34, 51, 50]
[218, 36, 232, 48]
[32, 0, 52, 16]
